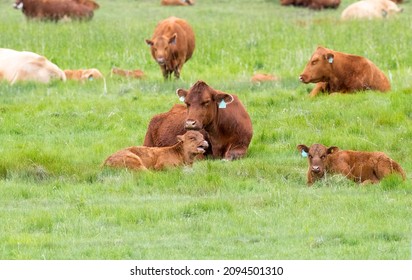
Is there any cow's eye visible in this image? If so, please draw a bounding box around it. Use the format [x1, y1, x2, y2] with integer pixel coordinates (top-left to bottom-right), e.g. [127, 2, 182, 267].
[202, 101, 209, 107]
[321, 155, 326, 160]
[311, 60, 317, 66]
[308, 155, 313, 159]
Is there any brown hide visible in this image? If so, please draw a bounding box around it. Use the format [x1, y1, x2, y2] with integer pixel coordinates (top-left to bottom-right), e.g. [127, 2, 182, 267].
[64, 68, 103, 81]
[297, 144, 406, 185]
[145, 17, 195, 79]
[111, 67, 144, 79]
[103, 131, 208, 171]
[161, 0, 195, 5]
[299, 46, 391, 97]
[15, 0, 99, 21]
[280, 0, 340, 9]
[176, 80, 253, 160]
[251, 73, 279, 83]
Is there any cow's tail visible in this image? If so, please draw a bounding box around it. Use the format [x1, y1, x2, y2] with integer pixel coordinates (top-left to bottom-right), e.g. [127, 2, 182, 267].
[390, 159, 406, 180]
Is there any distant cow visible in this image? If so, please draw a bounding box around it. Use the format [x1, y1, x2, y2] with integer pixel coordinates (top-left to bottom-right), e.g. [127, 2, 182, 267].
[161, 0, 195, 5]
[14, 0, 100, 21]
[176, 80, 253, 160]
[251, 73, 279, 83]
[299, 46, 390, 97]
[111, 67, 144, 79]
[297, 143, 406, 185]
[280, 0, 340, 10]
[146, 17, 195, 79]
[103, 130, 208, 171]
[0, 48, 66, 84]
[341, 0, 403, 20]
[64, 68, 103, 81]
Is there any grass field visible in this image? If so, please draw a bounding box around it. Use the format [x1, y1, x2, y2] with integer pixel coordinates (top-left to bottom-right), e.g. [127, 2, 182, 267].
[0, 0, 411, 260]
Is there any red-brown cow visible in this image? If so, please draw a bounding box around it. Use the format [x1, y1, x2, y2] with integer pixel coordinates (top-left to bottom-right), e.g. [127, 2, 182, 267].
[297, 143, 406, 185]
[103, 130, 208, 171]
[64, 68, 103, 81]
[176, 80, 253, 160]
[161, 0, 195, 5]
[299, 46, 391, 97]
[14, 0, 100, 21]
[145, 17, 195, 79]
[280, 0, 340, 10]
[111, 67, 144, 79]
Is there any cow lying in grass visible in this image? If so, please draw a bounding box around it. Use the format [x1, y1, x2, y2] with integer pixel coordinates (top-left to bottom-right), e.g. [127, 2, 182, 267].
[297, 143, 406, 185]
[161, 0, 195, 5]
[64, 68, 103, 81]
[111, 67, 144, 79]
[103, 131, 208, 171]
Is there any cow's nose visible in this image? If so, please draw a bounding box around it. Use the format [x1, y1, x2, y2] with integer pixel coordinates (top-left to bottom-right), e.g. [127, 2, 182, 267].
[156, 57, 165, 64]
[311, 166, 321, 173]
[299, 75, 304, 82]
[185, 120, 197, 129]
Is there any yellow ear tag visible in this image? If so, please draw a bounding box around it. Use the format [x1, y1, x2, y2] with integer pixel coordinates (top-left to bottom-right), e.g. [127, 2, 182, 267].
[218, 100, 227, 109]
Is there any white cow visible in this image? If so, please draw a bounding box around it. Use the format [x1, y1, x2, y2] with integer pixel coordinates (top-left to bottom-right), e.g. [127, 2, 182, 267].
[0, 48, 66, 84]
[341, 0, 403, 20]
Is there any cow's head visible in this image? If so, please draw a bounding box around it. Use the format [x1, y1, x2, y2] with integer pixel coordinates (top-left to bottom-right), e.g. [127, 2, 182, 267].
[13, 0, 23, 9]
[177, 130, 209, 157]
[176, 81, 233, 130]
[299, 46, 334, 84]
[145, 33, 177, 66]
[297, 143, 339, 182]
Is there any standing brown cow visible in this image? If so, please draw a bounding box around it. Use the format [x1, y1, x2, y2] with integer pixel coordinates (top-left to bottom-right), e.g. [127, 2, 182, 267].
[297, 143, 406, 185]
[145, 17, 195, 79]
[299, 46, 391, 97]
[176, 80, 253, 160]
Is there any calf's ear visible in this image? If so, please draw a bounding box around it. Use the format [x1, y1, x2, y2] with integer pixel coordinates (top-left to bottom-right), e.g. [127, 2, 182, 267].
[327, 146, 339, 154]
[145, 39, 154, 46]
[176, 135, 184, 142]
[325, 53, 334, 64]
[297, 145, 309, 157]
[176, 89, 188, 102]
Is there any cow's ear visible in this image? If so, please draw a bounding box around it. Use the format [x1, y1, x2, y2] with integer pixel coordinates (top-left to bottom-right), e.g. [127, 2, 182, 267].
[297, 144, 309, 153]
[176, 135, 184, 142]
[169, 33, 177, 45]
[176, 89, 188, 102]
[214, 92, 233, 104]
[325, 53, 334, 64]
[145, 39, 153, 47]
[327, 146, 339, 154]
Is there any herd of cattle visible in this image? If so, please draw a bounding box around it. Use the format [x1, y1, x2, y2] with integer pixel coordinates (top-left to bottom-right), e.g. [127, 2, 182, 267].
[2, 0, 407, 185]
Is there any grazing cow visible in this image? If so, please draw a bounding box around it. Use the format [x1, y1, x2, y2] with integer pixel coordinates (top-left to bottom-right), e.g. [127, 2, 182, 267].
[297, 143, 406, 185]
[280, 0, 340, 10]
[299, 46, 390, 97]
[161, 0, 195, 5]
[251, 73, 279, 83]
[176, 80, 253, 160]
[13, 0, 100, 21]
[64, 68, 103, 81]
[111, 67, 144, 79]
[145, 17, 195, 79]
[103, 131, 208, 171]
[0, 48, 66, 84]
[341, 0, 403, 21]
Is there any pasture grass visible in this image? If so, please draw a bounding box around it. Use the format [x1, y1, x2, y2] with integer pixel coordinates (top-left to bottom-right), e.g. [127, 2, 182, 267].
[0, 0, 411, 259]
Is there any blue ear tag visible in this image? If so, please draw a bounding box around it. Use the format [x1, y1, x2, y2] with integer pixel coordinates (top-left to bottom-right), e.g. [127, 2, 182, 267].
[218, 100, 227, 109]
[328, 57, 334, 64]
[88, 76, 94, 81]
[301, 150, 308, 158]
[179, 96, 185, 102]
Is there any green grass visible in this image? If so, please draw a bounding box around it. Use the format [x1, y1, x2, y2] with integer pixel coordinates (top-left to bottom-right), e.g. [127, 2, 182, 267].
[0, 0, 411, 259]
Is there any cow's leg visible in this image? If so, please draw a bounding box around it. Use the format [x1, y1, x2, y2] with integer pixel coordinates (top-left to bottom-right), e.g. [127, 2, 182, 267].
[309, 82, 327, 97]
[224, 145, 248, 160]
[160, 65, 170, 79]
[104, 150, 148, 170]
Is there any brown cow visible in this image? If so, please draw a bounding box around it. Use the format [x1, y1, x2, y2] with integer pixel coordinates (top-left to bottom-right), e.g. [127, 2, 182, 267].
[103, 131, 208, 171]
[297, 143, 406, 185]
[14, 0, 100, 21]
[64, 68, 103, 81]
[161, 0, 195, 5]
[0, 48, 66, 84]
[251, 73, 279, 83]
[299, 46, 391, 97]
[145, 17, 195, 79]
[176, 80, 253, 160]
[280, 0, 340, 10]
[111, 67, 144, 79]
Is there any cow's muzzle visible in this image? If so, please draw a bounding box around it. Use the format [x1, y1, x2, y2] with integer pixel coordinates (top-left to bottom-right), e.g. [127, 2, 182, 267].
[197, 141, 209, 153]
[185, 120, 201, 130]
[311, 165, 322, 174]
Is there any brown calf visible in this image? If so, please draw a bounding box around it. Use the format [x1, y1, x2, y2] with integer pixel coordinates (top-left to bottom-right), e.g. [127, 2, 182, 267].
[64, 68, 103, 81]
[103, 131, 208, 171]
[111, 67, 144, 79]
[297, 143, 406, 185]
[161, 0, 195, 5]
[146, 17, 195, 79]
[299, 46, 390, 97]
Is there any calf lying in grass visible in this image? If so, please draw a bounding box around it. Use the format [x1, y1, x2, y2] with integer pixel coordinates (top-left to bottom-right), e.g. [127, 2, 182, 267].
[297, 143, 406, 185]
[103, 131, 208, 171]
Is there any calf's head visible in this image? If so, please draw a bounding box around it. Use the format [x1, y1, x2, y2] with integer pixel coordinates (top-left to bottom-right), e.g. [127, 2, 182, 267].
[176, 80, 233, 130]
[145, 34, 177, 66]
[297, 143, 339, 183]
[178, 130, 209, 156]
[299, 46, 334, 84]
